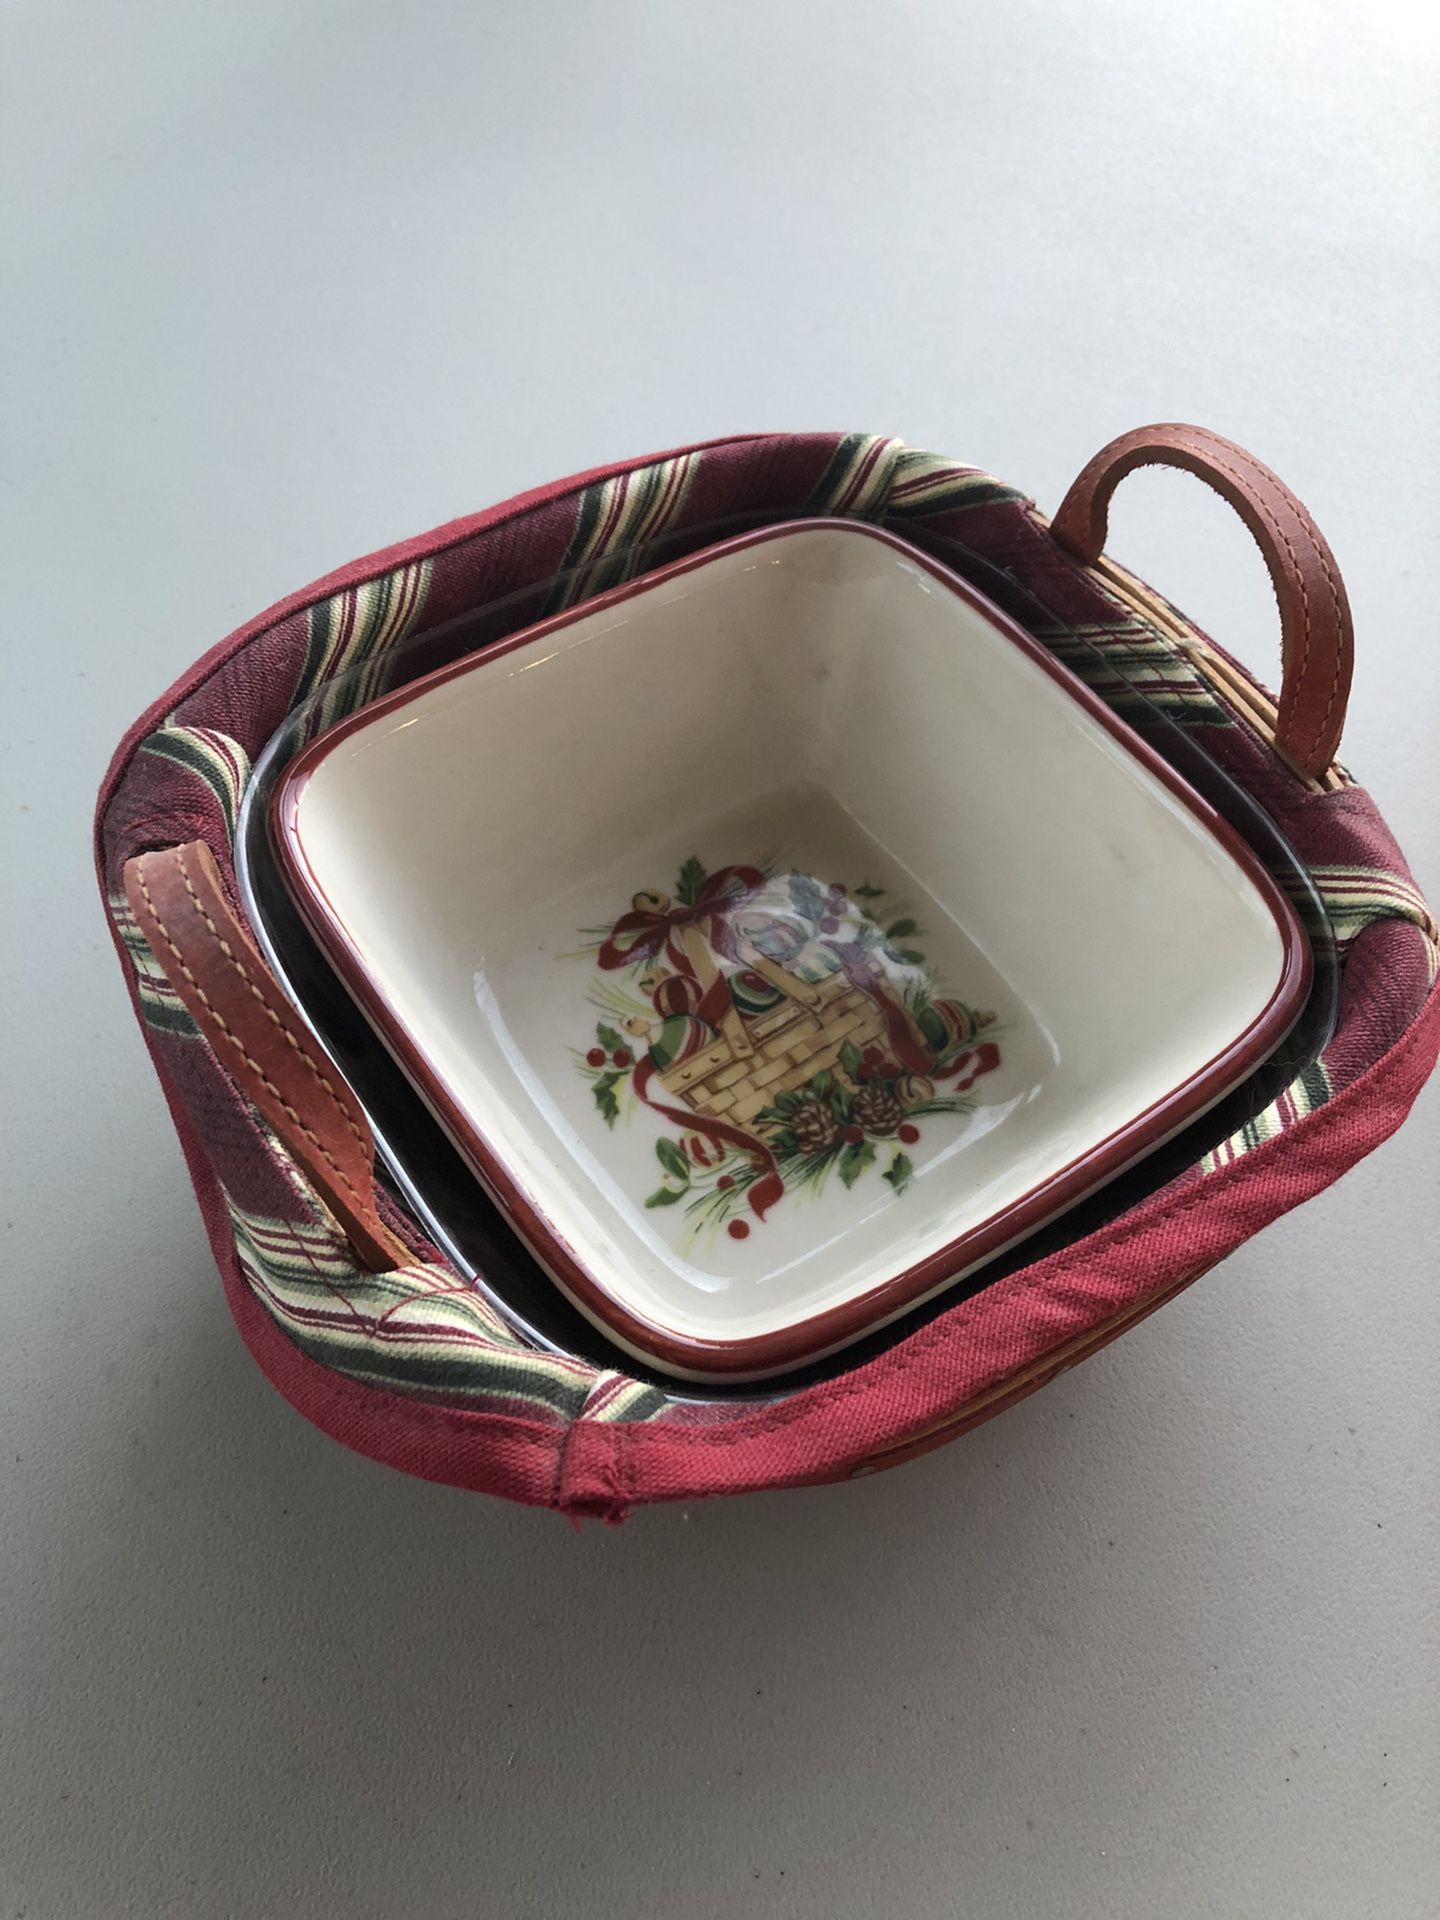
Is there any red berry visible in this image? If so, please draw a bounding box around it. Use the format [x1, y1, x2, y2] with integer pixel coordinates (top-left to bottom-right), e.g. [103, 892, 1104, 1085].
[612, 1048, 631, 1069]
[843, 1124, 864, 1145]
[898, 1123, 920, 1145]
[586, 1047, 606, 1068]
[717, 1173, 734, 1190]
[727, 1219, 750, 1240]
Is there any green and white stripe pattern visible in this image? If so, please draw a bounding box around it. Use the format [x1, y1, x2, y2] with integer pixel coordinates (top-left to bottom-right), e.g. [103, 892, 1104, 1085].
[139, 722, 252, 838]
[294, 556, 433, 732]
[540, 436, 1026, 623]
[226, 1187, 593, 1415]
[544, 449, 701, 612]
[109, 887, 199, 1037]
[1037, 620, 1231, 730]
[884, 445, 1027, 517]
[226, 1186, 677, 1420]
[575, 1372, 674, 1423]
[802, 433, 905, 518]
[1200, 1060, 1333, 1174]
[1199, 869, 1437, 1174]
[1312, 865, 1440, 976]
[817, 443, 1226, 730]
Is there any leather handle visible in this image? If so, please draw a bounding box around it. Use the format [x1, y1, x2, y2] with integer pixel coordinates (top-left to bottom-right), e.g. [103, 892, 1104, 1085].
[124, 841, 411, 1271]
[1050, 423, 1354, 780]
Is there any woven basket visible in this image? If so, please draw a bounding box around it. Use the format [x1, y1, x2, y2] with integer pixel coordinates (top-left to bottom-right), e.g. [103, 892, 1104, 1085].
[99, 425, 1439, 1517]
[655, 916, 918, 1133]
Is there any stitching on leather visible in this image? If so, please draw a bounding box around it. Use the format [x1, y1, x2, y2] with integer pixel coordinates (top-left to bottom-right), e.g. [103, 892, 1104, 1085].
[1279, 487, 1347, 764]
[134, 853, 377, 1224]
[1187, 428, 1345, 767]
[173, 848, 370, 1161]
[1185, 433, 1312, 710]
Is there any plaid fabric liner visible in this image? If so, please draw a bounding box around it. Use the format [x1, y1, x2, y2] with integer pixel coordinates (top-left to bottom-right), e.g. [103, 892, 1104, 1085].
[96, 432, 1440, 1490]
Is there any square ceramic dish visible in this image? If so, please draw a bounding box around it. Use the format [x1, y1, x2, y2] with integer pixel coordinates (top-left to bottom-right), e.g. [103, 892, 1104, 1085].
[271, 521, 1309, 1382]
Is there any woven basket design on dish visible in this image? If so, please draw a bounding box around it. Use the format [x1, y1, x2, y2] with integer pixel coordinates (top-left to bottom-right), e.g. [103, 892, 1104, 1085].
[652, 912, 927, 1133]
[659, 964, 900, 1131]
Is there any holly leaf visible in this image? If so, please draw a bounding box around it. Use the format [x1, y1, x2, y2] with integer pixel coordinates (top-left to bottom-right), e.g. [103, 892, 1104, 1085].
[655, 1136, 691, 1181]
[591, 1072, 621, 1127]
[644, 1185, 685, 1208]
[883, 1151, 914, 1195]
[595, 1022, 623, 1052]
[772, 1088, 803, 1115]
[840, 1039, 863, 1077]
[854, 881, 885, 901]
[885, 946, 925, 968]
[838, 1138, 876, 1188]
[885, 918, 917, 940]
[675, 856, 707, 906]
[809, 1067, 835, 1100]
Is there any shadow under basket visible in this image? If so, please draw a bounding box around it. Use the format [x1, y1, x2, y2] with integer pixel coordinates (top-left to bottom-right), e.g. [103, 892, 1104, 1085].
[99, 425, 1440, 1514]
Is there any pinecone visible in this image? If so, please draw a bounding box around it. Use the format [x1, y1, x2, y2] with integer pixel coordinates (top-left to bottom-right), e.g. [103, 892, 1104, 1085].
[852, 1080, 905, 1137]
[790, 1095, 842, 1156]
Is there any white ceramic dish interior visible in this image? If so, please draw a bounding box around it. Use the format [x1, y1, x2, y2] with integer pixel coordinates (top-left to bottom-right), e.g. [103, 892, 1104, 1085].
[273, 522, 1306, 1381]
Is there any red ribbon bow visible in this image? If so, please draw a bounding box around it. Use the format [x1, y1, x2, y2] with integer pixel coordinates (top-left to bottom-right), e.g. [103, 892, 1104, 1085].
[597, 865, 763, 975]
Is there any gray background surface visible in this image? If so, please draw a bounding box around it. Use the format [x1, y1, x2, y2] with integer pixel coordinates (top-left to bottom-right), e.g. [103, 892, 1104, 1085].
[4, 4, 1437, 1916]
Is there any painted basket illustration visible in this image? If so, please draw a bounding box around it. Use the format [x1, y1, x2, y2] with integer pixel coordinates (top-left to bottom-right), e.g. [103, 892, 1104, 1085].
[580, 859, 1000, 1237]
[655, 897, 919, 1129]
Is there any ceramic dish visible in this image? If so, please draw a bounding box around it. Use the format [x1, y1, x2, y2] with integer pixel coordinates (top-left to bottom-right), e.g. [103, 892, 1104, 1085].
[271, 521, 1310, 1381]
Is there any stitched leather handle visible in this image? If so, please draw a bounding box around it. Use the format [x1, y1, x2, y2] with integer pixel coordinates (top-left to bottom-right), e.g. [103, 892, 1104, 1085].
[1050, 423, 1354, 780]
[124, 841, 410, 1271]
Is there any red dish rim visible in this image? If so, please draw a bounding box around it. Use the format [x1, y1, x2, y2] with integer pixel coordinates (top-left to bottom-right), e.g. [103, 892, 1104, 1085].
[270, 519, 1312, 1381]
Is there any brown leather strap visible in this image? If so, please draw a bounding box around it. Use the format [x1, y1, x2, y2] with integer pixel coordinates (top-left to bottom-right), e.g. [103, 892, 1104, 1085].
[124, 841, 411, 1271]
[1050, 424, 1354, 780]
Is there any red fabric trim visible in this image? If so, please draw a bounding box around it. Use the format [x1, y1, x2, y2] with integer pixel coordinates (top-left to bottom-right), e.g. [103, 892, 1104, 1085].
[611, 969, 1439, 1502]
[140, 971, 1438, 1516]
[139, 1017, 567, 1508]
